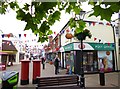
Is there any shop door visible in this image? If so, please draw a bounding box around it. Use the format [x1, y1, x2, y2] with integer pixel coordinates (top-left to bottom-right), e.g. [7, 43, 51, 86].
[83, 52, 96, 72]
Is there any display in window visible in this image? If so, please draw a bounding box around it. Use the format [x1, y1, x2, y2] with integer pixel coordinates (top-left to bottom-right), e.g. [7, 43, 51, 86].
[98, 51, 113, 72]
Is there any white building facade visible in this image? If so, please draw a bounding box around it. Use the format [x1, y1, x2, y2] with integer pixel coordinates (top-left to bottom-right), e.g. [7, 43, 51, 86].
[59, 14, 119, 73]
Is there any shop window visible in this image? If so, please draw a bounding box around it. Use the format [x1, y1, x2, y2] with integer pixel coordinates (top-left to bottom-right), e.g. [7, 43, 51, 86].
[83, 51, 98, 72]
[98, 51, 113, 72]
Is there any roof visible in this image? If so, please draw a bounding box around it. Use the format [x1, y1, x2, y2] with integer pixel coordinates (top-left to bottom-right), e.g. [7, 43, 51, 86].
[2, 40, 17, 51]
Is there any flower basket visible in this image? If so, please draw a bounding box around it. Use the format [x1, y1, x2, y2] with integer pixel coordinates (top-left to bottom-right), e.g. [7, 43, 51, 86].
[65, 33, 73, 39]
[74, 29, 92, 41]
[49, 61, 53, 65]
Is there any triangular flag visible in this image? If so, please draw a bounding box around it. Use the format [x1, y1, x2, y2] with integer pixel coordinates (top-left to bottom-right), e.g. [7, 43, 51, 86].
[2, 34, 4, 38]
[19, 34, 21, 38]
[106, 23, 111, 26]
[88, 22, 92, 26]
[92, 22, 95, 26]
[108, 42, 110, 46]
[66, 29, 69, 32]
[99, 39, 101, 42]
[7, 34, 10, 38]
[112, 43, 115, 47]
[24, 34, 26, 37]
[94, 38, 97, 41]
[71, 29, 73, 32]
[54, 32, 56, 35]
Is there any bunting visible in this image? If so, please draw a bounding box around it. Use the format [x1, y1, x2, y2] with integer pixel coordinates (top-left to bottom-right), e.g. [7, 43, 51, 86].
[89, 21, 111, 26]
[24, 34, 26, 37]
[93, 37, 115, 46]
[7, 34, 10, 38]
[19, 34, 21, 38]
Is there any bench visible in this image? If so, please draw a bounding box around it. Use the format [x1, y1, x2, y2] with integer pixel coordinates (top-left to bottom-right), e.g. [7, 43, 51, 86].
[36, 75, 80, 89]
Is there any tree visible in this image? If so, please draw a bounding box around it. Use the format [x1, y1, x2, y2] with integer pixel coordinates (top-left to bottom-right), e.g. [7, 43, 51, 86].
[0, 0, 120, 43]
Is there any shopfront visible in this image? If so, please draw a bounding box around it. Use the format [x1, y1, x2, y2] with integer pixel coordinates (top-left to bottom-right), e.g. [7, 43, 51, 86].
[62, 42, 115, 74]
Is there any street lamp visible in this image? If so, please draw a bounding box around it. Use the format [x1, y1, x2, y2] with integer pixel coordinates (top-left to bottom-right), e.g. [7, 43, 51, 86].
[75, 11, 86, 88]
[75, 11, 86, 20]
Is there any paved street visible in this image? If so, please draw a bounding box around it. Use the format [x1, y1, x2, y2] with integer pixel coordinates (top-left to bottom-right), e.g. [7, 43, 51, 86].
[0, 62, 119, 88]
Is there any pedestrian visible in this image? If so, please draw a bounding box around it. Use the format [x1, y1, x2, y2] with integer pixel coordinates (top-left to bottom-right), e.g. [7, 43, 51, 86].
[41, 57, 45, 69]
[53, 55, 60, 75]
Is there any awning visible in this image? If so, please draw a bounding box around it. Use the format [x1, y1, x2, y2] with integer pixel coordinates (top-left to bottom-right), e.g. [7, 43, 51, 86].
[62, 42, 115, 52]
[0, 51, 17, 54]
[0, 52, 8, 55]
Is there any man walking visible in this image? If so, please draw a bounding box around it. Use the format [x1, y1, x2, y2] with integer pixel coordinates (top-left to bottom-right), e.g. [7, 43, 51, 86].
[41, 57, 45, 69]
[53, 55, 60, 75]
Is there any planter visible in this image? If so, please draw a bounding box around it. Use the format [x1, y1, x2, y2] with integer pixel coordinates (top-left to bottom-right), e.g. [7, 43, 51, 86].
[75, 29, 92, 41]
[65, 33, 73, 39]
[76, 33, 86, 41]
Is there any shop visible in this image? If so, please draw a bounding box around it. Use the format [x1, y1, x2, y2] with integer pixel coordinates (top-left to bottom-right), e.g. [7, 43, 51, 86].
[62, 42, 115, 74]
[1, 40, 18, 66]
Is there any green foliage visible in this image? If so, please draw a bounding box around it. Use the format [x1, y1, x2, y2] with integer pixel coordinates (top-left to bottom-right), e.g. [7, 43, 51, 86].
[22, 3, 30, 11]
[0, 2, 8, 14]
[89, 2, 120, 21]
[9, 1, 19, 10]
[0, 1, 120, 43]
[73, 20, 86, 35]
[75, 29, 92, 41]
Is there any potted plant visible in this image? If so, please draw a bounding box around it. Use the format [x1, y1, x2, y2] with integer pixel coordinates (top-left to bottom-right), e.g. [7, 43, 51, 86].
[65, 33, 73, 39]
[74, 29, 92, 41]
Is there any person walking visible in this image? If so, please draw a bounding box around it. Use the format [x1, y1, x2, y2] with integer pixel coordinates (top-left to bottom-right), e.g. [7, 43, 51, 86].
[53, 55, 60, 75]
[41, 57, 45, 69]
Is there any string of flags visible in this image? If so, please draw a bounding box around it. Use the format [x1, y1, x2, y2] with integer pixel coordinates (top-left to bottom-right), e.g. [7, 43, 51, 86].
[87, 21, 111, 26]
[58, 21, 111, 35]
[93, 37, 115, 47]
[1, 33, 38, 38]
[46, 21, 111, 38]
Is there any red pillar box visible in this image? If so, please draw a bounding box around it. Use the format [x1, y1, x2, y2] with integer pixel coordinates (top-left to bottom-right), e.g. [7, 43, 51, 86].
[20, 60, 30, 85]
[32, 60, 41, 84]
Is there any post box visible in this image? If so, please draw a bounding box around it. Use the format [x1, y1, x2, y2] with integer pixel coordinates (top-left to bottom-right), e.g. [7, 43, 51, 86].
[32, 60, 41, 84]
[20, 60, 30, 85]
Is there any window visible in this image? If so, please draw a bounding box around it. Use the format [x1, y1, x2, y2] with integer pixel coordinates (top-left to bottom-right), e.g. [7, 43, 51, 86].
[83, 51, 98, 72]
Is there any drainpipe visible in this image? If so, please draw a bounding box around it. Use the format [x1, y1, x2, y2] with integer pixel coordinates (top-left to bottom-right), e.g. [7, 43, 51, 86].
[110, 23, 118, 72]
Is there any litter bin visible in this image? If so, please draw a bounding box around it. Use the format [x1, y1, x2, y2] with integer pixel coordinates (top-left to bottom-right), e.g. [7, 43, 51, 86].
[99, 72, 105, 86]
[1, 71, 19, 89]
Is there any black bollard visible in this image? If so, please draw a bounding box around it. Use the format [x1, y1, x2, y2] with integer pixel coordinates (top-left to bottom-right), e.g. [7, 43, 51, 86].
[99, 72, 105, 86]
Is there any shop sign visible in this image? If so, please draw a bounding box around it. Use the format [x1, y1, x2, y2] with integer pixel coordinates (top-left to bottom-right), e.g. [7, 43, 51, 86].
[63, 43, 74, 51]
[89, 43, 115, 50]
[78, 44, 85, 49]
[74, 43, 94, 50]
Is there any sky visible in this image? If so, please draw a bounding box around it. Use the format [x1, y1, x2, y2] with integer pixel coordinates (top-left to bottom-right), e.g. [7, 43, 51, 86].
[0, 1, 93, 34]
[0, 1, 119, 45]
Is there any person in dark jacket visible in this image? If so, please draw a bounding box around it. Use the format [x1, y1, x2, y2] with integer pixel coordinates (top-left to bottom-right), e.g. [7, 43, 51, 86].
[53, 55, 60, 75]
[41, 57, 45, 69]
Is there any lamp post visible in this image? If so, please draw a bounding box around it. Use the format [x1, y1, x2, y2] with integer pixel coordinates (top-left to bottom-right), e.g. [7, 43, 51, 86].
[75, 11, 86, 88]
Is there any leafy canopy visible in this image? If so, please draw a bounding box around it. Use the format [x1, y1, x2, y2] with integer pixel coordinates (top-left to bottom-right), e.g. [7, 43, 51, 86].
[0, 0, 120, 43]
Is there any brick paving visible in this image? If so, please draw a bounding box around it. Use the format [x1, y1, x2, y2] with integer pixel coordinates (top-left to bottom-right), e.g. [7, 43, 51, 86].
[0, 61, 119, 88]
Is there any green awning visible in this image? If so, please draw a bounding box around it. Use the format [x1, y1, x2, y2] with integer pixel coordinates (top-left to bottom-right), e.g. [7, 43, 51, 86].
[62, 42, 115, 52]
[63, 43, 74, 51]
[89, 43, 115, 50]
